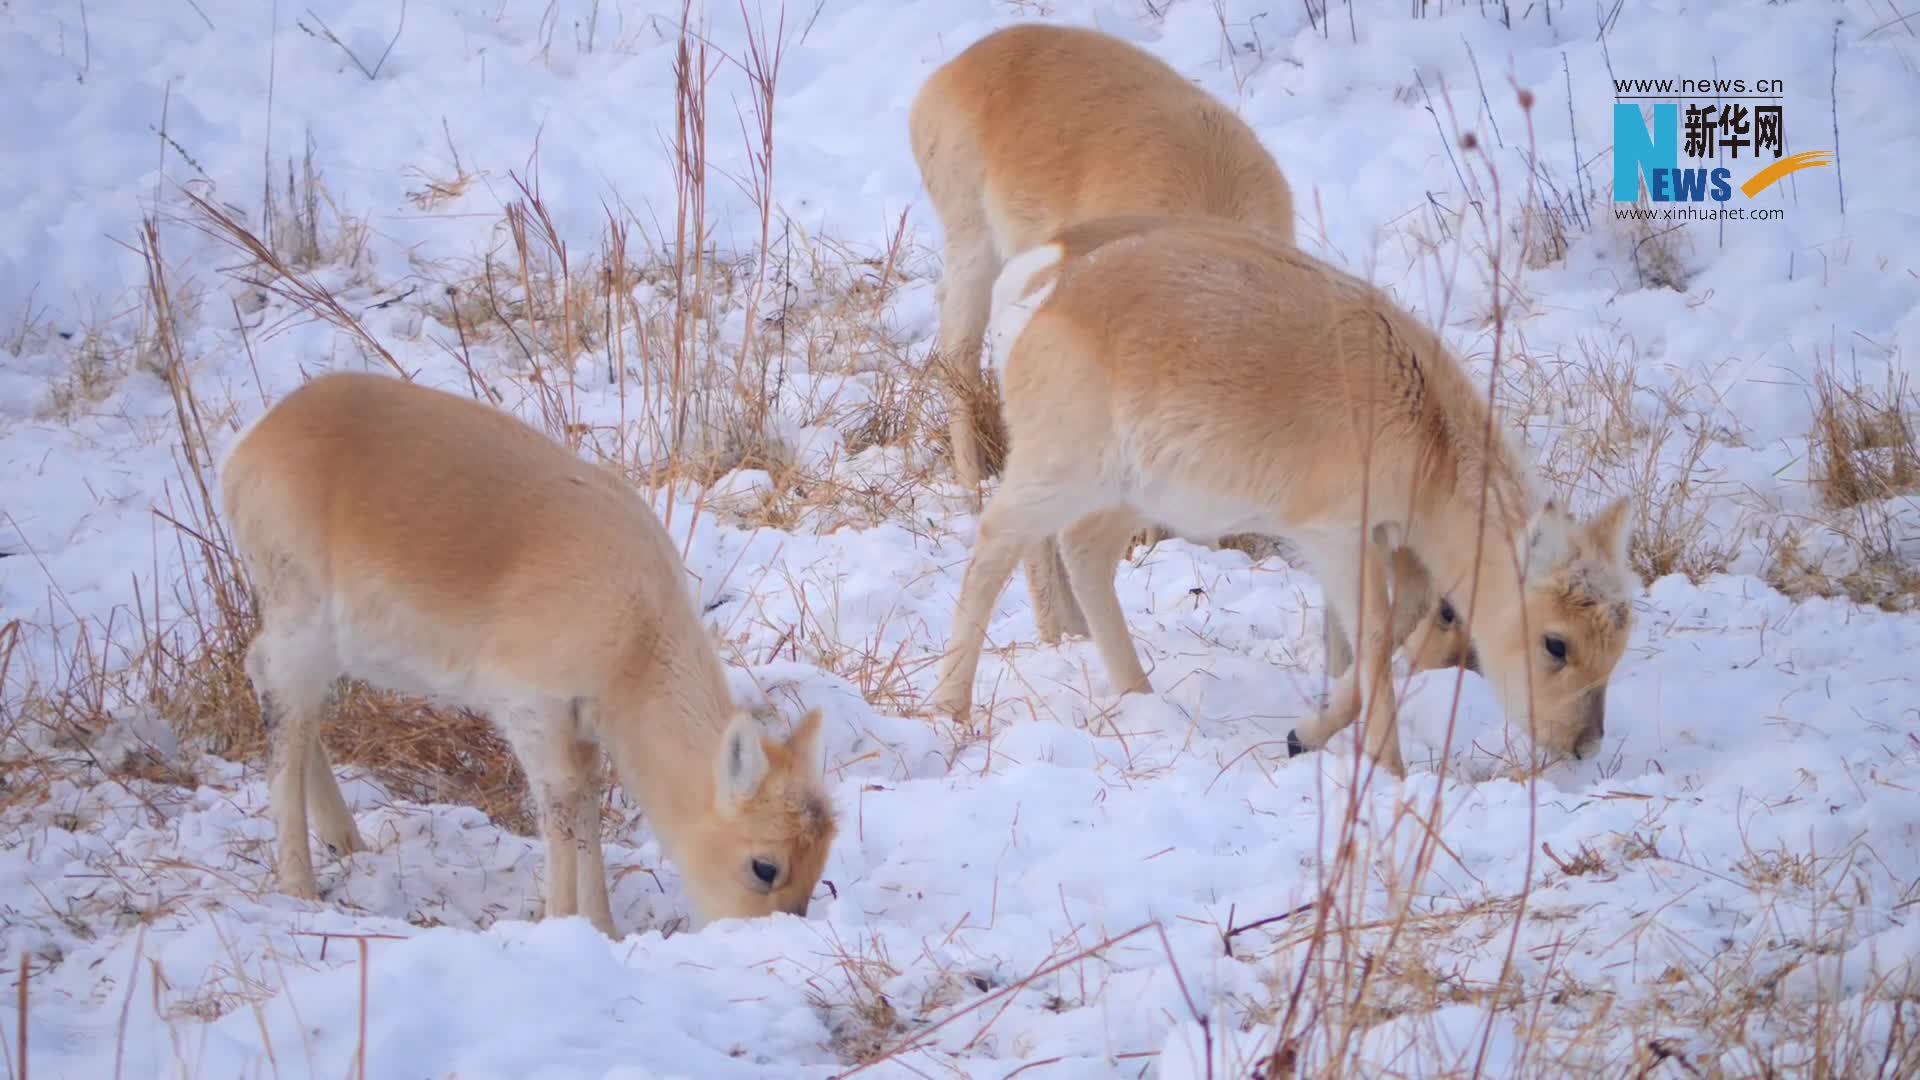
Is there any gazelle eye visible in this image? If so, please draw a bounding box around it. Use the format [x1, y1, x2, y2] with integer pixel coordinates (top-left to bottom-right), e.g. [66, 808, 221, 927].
[1544, 635, 1568, 663]
[1437, 600, 1457, 626]
[751, 858, 780, 887]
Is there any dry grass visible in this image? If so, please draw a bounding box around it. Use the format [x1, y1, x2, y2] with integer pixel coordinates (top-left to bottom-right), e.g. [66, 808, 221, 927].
[932, 341, 1011, 478]
[1762, 358, 1920, 609]
[1810, 364, 1920, 512]
[261, 135, 373, 273]
[1505, 331, 1745, 584]
[799, 928, 911, 1065]
[3, 289, 51, 357]
[403, 121, 478, 212]
[1616, 199, 1694, 292]
[28, 264, 204, 425]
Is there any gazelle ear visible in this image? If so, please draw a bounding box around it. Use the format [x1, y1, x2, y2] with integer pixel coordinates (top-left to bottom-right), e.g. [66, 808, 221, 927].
[787, 707, 826, 779]
[1585, 496, 1634, 570]
[1524, 499, 1575, 580]
[714, 712, 770, 812]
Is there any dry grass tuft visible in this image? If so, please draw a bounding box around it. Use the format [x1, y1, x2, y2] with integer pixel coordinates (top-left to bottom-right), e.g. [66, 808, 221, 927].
[1810, 365, 1920, 512]
[263, 137, 372, 271]
[1765, 525, 1920, 612]
[328, 692, 535, 834]
[839, 363, 936, 456]
[1516, 195, 1583, 271]
[154, 647, 536, 834]
[1764, 359, 1920, 610]
[930, 345, 1010, 477]
[1541, 840, 1608, 878]
[1617, 202, 1692, 292]
[32, 267, 204, 424]
[3, 290, 52, 357]
[41, 325, 149, 422]
[801, 930, 911, 1065]
[1507, 331, 1744, 583]
[404, 121, 478, 211]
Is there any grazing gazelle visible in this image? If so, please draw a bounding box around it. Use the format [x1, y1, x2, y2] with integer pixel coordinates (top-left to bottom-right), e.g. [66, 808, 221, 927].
[220, 372, 837, 934]
[1331, 543, 1480, 680]
[909, 22, 1467, 671]
[930, 217, 1635, 776]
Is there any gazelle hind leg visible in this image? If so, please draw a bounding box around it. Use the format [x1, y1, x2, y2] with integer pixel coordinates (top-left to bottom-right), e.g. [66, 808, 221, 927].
[1026, 535, 1090, 643]
[1057, 508, 1151, 698]
[304, 733, 365, 857]
[930, 469, 1105, 722]
[246, 614, 338, 900]
[932, 214, 1003, 504]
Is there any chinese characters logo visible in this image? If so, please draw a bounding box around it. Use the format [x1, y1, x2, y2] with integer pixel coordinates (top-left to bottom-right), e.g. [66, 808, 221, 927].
[1612, 81, 1832, 205]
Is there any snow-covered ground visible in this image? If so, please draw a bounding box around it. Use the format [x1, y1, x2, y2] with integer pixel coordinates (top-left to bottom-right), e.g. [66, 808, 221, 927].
[5, 0, 1919, 1076]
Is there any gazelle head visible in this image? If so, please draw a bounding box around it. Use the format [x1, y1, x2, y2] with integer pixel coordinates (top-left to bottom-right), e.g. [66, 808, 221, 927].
[679, 708, 837, 924]
[1474, 498, 1636, 760]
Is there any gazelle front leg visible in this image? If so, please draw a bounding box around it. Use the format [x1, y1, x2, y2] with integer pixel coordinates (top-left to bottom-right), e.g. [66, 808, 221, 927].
[500, 702, 606, 928]
[1286, 534, 1407, 778]
[568, 734, 615, 936]
[1324, 605, 1357, 680]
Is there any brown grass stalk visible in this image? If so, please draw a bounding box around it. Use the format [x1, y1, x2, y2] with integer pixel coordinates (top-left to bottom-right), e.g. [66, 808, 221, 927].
[665, 0, 716, 494]
[13, 952, 26, 1080]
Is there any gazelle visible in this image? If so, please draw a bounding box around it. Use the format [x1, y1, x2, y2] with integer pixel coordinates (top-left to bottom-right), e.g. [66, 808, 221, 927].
[220, 372, 836, 934]
[1332, 542, 1479, 680]
[909, 22, 1467, 672]
[929, 217, 1635, 776]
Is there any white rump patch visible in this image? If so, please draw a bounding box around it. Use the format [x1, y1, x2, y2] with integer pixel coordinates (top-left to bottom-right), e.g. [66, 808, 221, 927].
[986, 242, 1064, 381]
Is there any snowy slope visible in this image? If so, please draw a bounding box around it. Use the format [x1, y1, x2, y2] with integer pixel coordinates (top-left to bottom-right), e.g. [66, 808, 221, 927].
[4, 0, 1919, 1077]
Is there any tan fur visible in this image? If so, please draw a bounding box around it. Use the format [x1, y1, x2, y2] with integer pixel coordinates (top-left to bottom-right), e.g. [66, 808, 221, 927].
[220, 373, 836, 933]
[909, 26, 1466, 668]
[929, 221, 1636, 776]
[911, 22, 1298, 500]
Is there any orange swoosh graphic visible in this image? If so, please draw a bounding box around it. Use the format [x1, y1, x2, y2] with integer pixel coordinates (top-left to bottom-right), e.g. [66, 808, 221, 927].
[1741, 150, 1834, 198]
